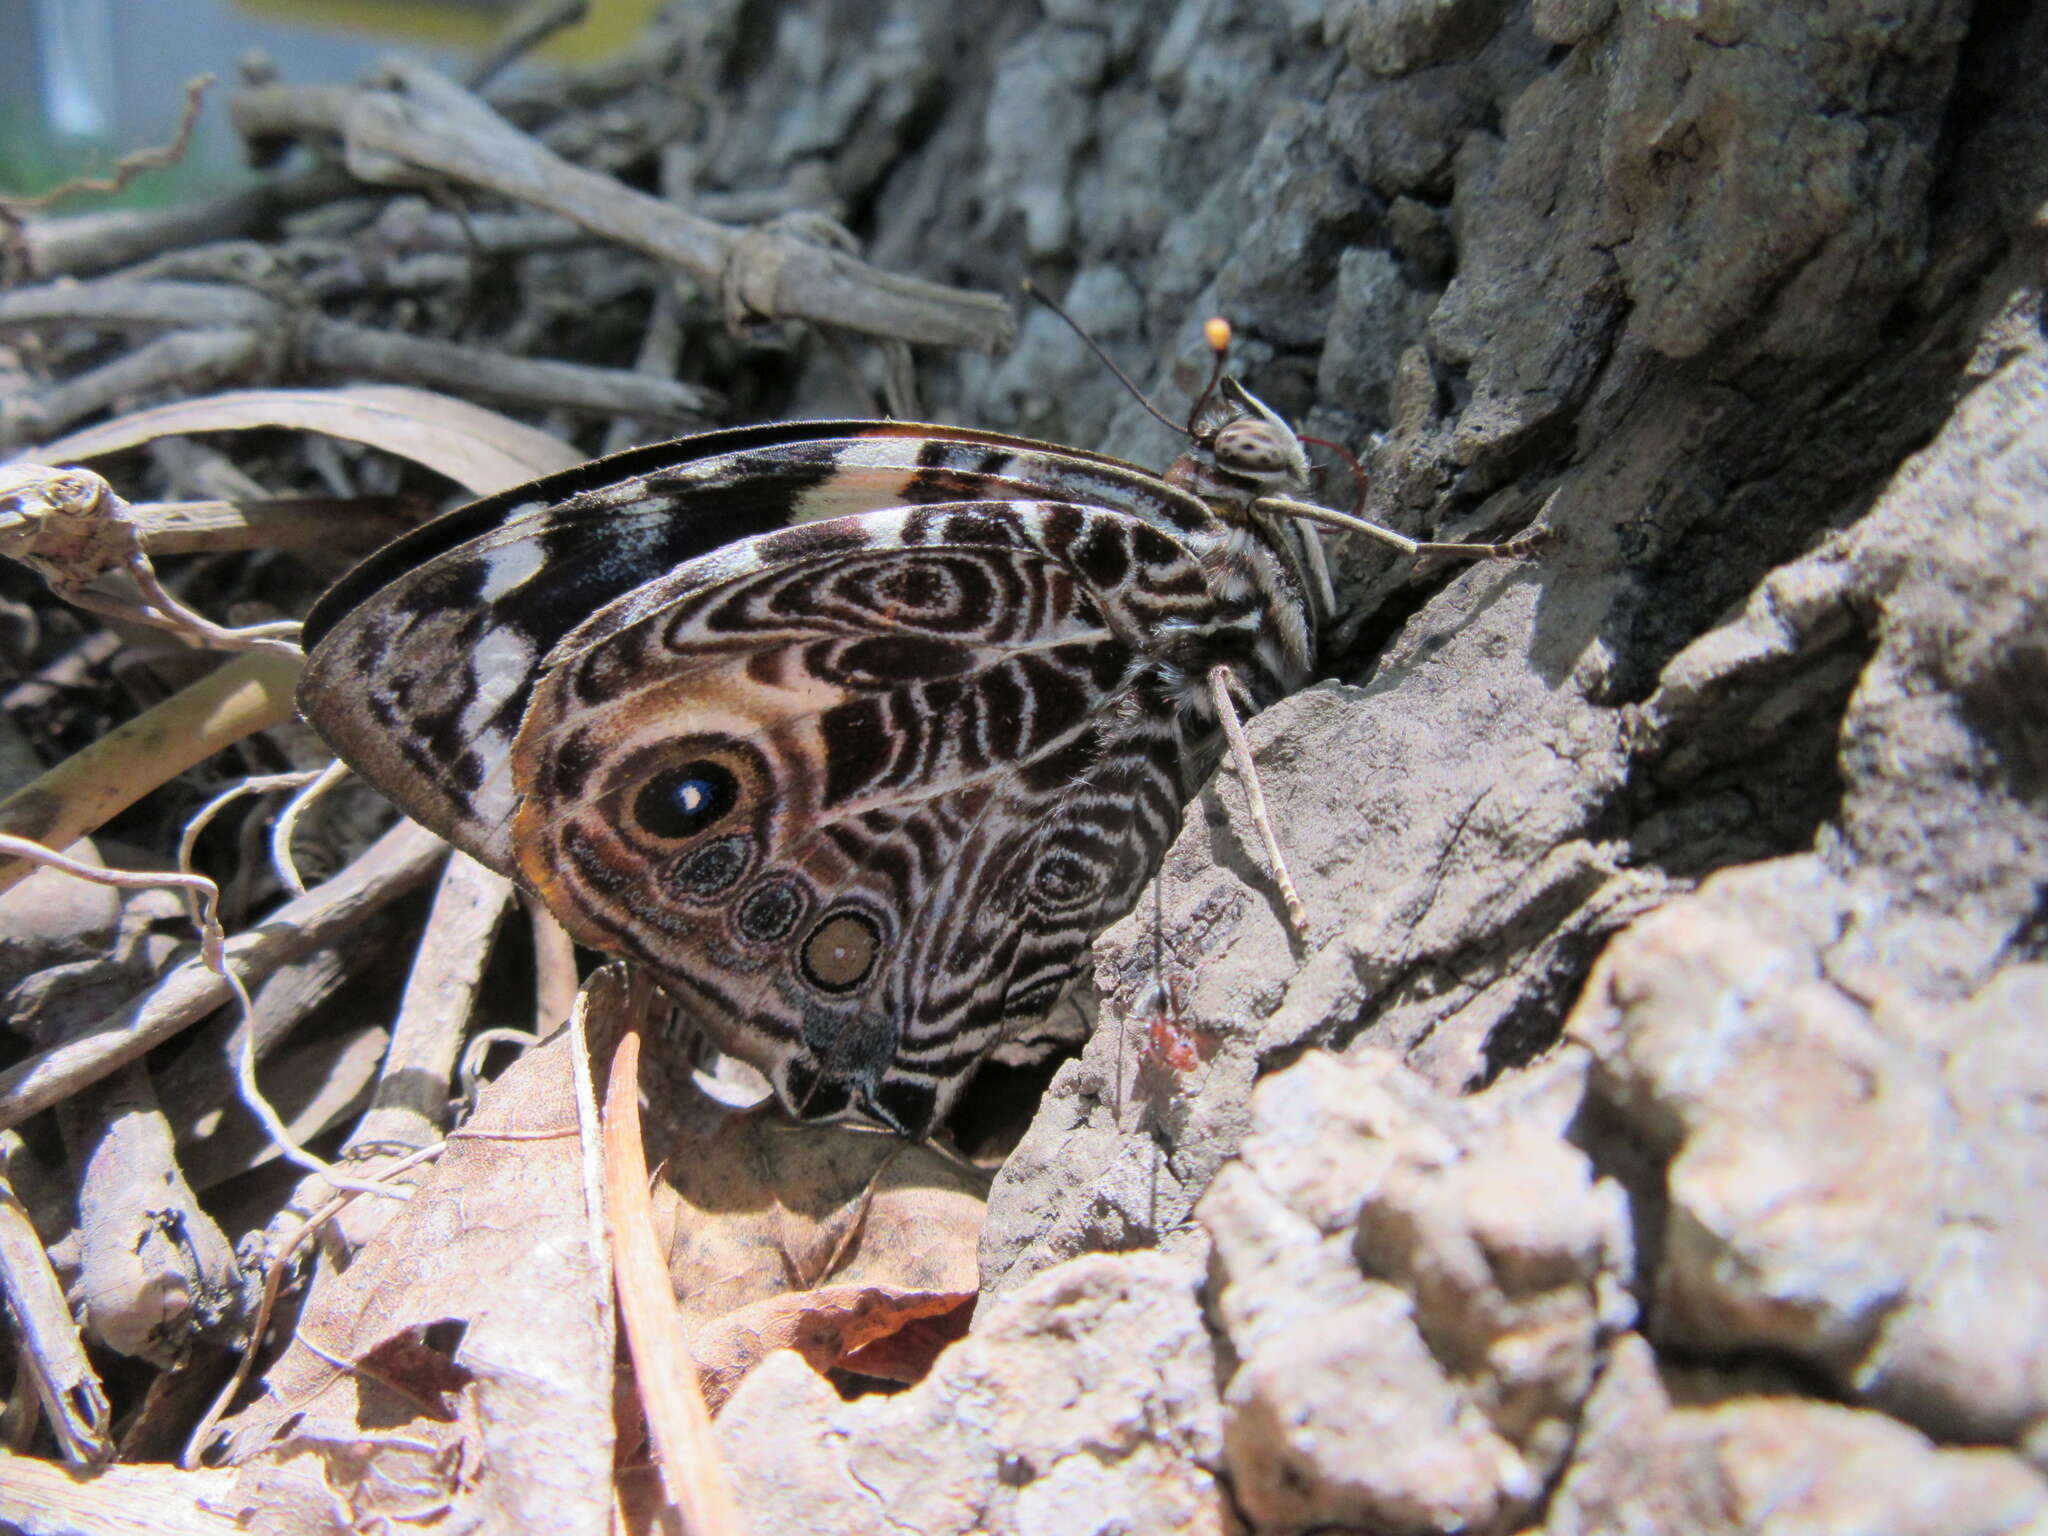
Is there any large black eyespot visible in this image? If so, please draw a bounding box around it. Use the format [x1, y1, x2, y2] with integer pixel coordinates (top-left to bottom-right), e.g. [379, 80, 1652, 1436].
[799, 911, 882, 994]
[633, 761, 739, 840]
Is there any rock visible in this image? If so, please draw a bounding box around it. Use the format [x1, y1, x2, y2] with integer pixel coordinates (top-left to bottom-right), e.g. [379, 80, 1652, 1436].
[719, 1251, 1234, 1536]
[1545, 1334, 2048, 1536]
[1575, 330, 2048, 1453]
[1568, 857, 2048, 1452]
[1199, 1050, 1634, 1534]
[1602, 0, 1970, 360]
[1332, 0, 1517, 76]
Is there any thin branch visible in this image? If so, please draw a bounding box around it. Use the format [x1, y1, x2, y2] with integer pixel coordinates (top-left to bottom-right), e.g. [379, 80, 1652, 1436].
[342, 852, 514, 1154]
[0, 818, 448, 1134]
[230, 66, 1014, 353]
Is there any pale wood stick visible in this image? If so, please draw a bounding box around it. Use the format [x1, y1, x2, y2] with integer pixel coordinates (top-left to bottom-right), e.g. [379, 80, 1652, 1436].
[604, 997, 748, 1536]
[1208, 664, 1309, 942]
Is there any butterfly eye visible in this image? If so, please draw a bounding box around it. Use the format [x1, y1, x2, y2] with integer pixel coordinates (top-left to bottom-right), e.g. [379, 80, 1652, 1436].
[800, 911, 882, 992]
[1212, 421, 1291, 476]
[635, 760, 739, 840]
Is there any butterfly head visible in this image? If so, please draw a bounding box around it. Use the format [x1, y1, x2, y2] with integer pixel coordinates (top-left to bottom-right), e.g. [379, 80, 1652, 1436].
[1167, 376, 1312, 517]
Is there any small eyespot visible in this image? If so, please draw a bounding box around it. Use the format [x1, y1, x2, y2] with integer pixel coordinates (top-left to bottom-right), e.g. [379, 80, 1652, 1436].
[670, 835, 751, 897]
[1031, 851, 1101, 909]
[800, 911, 882, 993]
[737, 877, 808, 943]
[634, 761, 738, 840]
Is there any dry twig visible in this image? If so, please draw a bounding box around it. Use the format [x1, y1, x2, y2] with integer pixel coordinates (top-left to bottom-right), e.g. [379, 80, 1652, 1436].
[0, 280, 718, 437]
[342, 852, 514, 1158]
[0, 1170, 110, 1466]
[230, 63, 1013, 353]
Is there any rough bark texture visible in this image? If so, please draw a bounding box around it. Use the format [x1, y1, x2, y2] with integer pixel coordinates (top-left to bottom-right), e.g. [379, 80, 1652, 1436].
[693, 0, 2048, 1529]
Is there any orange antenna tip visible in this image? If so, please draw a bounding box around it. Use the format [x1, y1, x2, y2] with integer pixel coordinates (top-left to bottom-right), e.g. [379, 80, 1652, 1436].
[1203, 317, 1233, 353]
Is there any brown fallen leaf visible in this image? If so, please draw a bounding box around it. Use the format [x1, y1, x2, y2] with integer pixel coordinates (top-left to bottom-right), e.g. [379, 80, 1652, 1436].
[649, 1103, 988, 1410]
[204, 1022, 614, 1536]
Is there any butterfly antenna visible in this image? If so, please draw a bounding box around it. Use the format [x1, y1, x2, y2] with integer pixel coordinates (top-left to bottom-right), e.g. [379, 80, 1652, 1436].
[1020, 277, 1190, 438]
[1186, 316, 1233, 431]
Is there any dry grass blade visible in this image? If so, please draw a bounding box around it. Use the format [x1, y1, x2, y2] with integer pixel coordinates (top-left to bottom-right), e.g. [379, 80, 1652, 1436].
[604, 1024, 749, 1536]
[26, 384, 580, 496]
[0, 1447, 240, 1535]
[0, 650, 302, 899]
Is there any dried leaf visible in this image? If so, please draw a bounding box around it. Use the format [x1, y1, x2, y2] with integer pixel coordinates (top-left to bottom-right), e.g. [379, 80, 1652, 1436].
[651, 1110, 987, 1409]
[0, 1447, 239, 1535]
[25, 385, 580, 497]
[208, 1027, 613, 1536]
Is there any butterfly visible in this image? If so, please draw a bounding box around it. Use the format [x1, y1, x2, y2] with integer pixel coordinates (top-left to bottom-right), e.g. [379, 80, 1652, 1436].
[298, 323, 1531, 1138]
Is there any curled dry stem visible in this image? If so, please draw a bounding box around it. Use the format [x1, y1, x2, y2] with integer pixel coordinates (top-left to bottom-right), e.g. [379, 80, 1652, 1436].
[0, 836, 409, 1203]
[0, 464, 302, 654]
[0, 76, 213, 219]
[0, 648, 303, 899]
[177, 771, 330, 905]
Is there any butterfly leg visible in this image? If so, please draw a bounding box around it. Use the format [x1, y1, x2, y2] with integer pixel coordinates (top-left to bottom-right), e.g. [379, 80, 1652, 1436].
[1207, 663, 1310, 942]
[1257, 494, 1554, 563]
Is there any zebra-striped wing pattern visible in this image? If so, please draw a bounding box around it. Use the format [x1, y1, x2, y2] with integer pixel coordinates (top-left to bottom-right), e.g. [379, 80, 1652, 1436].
[299, 422, 1282, 1136]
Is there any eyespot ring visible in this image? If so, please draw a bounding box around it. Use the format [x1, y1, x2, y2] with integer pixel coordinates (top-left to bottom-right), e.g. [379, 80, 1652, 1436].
[736, 876, 809, 944]
[799, 910, 882, 993]
[669, 834, 752, 898]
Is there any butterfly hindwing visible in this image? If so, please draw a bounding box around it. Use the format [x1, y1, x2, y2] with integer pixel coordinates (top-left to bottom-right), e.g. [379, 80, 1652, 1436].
[508, 499, 1205, 1133]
